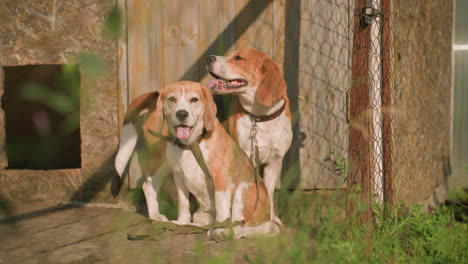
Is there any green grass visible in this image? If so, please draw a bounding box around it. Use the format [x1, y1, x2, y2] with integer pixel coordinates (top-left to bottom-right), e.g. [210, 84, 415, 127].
[199, 190, 467, 264]
[122, 175, 467, 263]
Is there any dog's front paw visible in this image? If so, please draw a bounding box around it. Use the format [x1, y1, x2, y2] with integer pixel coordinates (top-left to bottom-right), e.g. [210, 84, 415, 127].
[193, 211, 213, 226]
[148, 214, 169, 222]
[171, 218, 191, 225]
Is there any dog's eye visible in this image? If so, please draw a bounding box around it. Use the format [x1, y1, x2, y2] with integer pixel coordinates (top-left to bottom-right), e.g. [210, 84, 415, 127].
[190, 97, 199, 103]
[234, 55, 243, 60]
[168, 97, 176, 103]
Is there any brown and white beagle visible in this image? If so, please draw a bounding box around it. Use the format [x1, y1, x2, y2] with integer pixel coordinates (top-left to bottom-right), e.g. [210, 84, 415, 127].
[153, 81, 280, 239]
[206, 49, 293, 220]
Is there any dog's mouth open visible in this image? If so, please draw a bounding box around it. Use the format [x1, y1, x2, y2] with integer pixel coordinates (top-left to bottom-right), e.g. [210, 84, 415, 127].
[176, 125, 191, 139]
[207, 70, 248, 92]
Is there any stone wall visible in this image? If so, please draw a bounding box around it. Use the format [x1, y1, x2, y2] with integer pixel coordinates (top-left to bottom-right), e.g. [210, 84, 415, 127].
[392, 0, 453, 208]
[0, 0, 119, 203]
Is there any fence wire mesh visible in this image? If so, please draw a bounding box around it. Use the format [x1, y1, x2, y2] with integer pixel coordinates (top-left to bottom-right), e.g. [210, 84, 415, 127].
[367, 0, 396, 210]
[296, 0, 396, 213]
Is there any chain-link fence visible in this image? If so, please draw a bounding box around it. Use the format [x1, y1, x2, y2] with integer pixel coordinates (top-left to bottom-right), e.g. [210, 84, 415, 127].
[294, 0, 396, 215]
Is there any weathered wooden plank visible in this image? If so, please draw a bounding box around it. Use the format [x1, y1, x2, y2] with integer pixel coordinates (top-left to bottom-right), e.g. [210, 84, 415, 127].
[281, 0, 302, 189]
[127, 0, 164, 97]
[235, 0, 274, 57]
[298, 0, 352, 189]
[126, 0, 164, 188]
[0, 205, 145, 262]
[117, 0, 128, 137]
[152, 0, 164, 91]
[198, 0, 237, 85]
[272, 0, 285, 67]
[163, 0, 199, 84]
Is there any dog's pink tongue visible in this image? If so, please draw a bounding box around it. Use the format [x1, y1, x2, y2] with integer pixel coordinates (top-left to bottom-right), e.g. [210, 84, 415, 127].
[207, 79, 224, 90]
[176, 126, 191, 139]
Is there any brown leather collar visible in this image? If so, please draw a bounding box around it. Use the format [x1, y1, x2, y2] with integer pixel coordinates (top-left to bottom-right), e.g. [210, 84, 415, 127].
[248, 101, 286, 122]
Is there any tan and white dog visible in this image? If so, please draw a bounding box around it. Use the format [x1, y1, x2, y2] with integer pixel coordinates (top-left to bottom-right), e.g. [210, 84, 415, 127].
[152, 81, 280, 239]
[206, 49, 293, 219]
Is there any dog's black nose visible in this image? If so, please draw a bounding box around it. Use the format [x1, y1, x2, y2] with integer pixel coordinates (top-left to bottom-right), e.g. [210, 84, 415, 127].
[206, 55, 216, 65]
[176, 110, 189, 121]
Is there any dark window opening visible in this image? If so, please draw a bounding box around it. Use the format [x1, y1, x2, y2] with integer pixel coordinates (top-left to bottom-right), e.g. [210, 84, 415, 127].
[2, 65, 81, 169]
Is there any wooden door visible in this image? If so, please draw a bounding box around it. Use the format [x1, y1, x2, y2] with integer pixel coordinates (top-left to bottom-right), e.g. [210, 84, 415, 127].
[297, 0, 354, 189]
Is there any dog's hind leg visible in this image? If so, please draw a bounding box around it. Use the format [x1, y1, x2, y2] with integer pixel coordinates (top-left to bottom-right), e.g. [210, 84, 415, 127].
[142, 162, 171, 222]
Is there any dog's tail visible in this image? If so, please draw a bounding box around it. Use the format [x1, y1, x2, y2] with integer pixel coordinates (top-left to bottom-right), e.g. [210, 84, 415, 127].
[115, 92, 159, 177]
[115, 123, 138, 176]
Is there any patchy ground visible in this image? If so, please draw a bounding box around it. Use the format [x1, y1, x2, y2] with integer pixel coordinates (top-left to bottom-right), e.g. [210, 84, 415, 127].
[0, 202, 260, 264]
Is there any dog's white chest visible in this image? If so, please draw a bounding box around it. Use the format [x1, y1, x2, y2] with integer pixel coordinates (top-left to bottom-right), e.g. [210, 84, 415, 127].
[166, 143, 211, 198]
[236, 114, 292, 164]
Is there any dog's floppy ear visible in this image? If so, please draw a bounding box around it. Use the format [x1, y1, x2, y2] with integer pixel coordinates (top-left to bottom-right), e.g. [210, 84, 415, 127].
[201, 86, 217, 133]
[256, 57, 287, 107]
[156, 89, 166, 132]
[146, 88, 165, 133]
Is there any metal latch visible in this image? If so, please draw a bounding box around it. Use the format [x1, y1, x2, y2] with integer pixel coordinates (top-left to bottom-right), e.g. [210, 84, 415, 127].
[364, 0, 383, 24]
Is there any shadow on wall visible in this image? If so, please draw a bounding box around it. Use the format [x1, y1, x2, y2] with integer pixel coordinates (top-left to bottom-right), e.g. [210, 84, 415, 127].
[281, 0, 302, 190]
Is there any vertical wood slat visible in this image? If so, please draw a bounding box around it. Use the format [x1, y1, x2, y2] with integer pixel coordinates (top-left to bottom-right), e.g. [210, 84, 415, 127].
[273, 0, 286, 67]
[282, 0, 301, 189]
[198, 0, 237, 85]
[127, 0, 162, 99]
[153, 0, 164, 91]
[126, 0, 163, 188]
[117, 0, 128, 137]
[163, 0, 199, 84]
[236, 0, 274, 57]
[298, 0, 351, 189]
